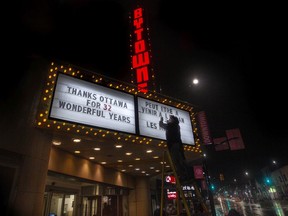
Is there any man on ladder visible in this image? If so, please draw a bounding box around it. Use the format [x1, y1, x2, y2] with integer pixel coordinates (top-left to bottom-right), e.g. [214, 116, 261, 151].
[159, 115, 192, 182]
[159, 115, 210, 215]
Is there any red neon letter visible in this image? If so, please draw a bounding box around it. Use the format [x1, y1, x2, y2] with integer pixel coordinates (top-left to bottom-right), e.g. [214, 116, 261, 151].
[138, 83, 148, 93]
[134, 18, 143, 29]
[132, 52, 150, 68]
[134, 28, 144, 40]
[134, 40, 146, 53]
[136, 67, 149, 82]
[134, 8, 142, 19]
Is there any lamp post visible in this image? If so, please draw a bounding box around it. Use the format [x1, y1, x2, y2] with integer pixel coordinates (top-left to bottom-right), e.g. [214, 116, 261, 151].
[244, 171, 253, 202]
[202, 153, 217, 216]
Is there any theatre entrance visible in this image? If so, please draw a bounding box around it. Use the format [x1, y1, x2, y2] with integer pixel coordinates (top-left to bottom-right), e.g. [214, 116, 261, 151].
[43, 191, 77, 216]
[82, 195, 124, 216]
[44, 172, 129, 216]
[82, 195, 101, 216]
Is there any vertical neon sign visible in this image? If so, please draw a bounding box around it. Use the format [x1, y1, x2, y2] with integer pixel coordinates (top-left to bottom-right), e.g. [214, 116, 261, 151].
[130, 7, 154, 93]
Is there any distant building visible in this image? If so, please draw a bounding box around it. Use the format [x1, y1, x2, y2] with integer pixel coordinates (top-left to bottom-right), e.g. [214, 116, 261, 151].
[271, 165, 288, 199]
[255, 164, 288, 200]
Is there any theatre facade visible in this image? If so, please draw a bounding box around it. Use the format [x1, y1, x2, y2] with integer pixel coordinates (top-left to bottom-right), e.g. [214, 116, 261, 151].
[1, 58, 203, 216]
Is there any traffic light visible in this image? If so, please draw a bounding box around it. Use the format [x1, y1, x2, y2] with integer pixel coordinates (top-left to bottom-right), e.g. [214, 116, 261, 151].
[210, 184, 215, 191]
[265, 177, 271, 185]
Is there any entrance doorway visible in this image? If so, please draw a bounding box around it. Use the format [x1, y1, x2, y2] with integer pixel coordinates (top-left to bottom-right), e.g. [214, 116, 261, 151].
[82, 196, 101, 216]
[81, 195, 124, 216]
[43, 191, 76, 216]
[44, 172, 129, 216]
[101, 195, 117, 216]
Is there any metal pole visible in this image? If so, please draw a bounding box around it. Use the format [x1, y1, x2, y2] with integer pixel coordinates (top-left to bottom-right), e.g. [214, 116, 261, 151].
[203, 156, 217, 216]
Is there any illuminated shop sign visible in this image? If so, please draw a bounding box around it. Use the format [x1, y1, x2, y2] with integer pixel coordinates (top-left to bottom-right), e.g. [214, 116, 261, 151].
[182, 185, 195, 191]
[167, 189, 177, 200]
[49, 73, 136, 134]
[137, 97, 195, 145]
[165, 175, 176, 184]
[166, 186, 194, 200]
[131, 7, 151, 93]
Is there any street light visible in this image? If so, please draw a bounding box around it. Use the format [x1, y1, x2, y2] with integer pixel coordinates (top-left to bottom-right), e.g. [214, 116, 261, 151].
[244, 171, 253, 201]
[245, 171, 249, 176]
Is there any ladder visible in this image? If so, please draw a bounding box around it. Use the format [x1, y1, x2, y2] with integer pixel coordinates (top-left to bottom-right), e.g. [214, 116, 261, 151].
[160, 150, 210, 216]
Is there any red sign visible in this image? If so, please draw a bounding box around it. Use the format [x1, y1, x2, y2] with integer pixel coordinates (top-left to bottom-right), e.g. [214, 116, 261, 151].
[167, 190, 177, 200]
[131, 7, 151, 93]
[226, 128, 245, 150]
[165, 175, 176, 184]
[193, 165, 204, 179]
[197, 111, 213, 145]
[213, 137, 229, 151]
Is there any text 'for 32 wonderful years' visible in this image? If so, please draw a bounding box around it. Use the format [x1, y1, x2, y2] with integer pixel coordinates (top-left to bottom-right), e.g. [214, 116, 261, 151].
[57, 86, 131, 123]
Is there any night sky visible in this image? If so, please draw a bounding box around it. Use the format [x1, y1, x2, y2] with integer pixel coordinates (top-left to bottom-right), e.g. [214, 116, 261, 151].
[6, 0, 287, 183]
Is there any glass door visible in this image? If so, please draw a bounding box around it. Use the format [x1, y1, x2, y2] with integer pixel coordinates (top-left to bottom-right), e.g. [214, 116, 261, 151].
[82, 196, 101, 216]
[44, 192, 75, 216]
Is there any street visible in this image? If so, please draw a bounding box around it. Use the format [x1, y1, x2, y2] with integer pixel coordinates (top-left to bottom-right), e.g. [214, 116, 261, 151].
[214, 197, 288, 216]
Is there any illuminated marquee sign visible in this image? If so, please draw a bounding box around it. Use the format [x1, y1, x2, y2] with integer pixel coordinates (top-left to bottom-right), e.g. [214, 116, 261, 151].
[137, 97, 195, 145]
[49, 73, 136, 134]
[131, 7, 151, 93]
